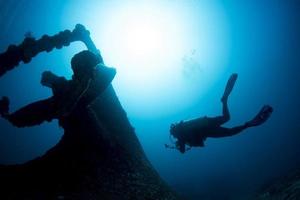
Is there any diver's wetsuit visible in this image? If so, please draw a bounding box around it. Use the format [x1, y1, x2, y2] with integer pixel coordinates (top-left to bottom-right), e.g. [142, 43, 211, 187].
[171, 108, 248, 152]
[170, 73, 273, 153]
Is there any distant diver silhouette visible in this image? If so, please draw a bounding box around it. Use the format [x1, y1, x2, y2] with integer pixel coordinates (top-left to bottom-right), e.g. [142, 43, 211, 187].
[0, 50, 116, 128]
[166, 73, 273, 153]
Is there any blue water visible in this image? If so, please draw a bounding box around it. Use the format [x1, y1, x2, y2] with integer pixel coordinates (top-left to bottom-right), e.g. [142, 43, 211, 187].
[0, 1, 299, 199]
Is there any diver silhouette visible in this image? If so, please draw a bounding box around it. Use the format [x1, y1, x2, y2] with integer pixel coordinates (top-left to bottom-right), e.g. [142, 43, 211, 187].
[166, 73, 273, 153]
[0, 50, 116, 128]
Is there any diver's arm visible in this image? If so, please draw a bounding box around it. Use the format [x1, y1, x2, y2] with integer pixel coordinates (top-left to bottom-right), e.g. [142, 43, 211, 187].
[177, 141, 186, 154]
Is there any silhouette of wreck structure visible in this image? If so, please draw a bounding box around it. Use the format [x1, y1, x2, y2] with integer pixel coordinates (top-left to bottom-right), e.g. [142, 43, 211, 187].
[0, 24, 178, 200]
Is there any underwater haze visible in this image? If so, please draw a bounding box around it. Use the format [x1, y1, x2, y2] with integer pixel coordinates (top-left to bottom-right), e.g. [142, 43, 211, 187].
[0, 0, 300, 199]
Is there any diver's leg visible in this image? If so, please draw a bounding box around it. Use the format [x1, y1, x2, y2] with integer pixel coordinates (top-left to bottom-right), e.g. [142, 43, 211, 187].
[209, 73, 238, 126]
[205, 97, 230, 126]
[221, 95, 230, 123]
[207, 105, 273, 138]
[207, 125, 248, 138]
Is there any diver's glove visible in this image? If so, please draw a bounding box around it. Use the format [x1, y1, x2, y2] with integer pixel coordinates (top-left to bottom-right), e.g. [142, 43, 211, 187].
[0, 96, 9, 117]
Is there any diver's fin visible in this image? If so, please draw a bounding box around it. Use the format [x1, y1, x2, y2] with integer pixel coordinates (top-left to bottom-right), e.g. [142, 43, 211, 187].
[246, 105, 273, 127]
[221, 73, 238, 102]
[0, 96, 9, 116]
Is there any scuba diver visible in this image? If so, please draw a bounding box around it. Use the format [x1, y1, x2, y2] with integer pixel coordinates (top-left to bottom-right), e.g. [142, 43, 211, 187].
[0, 50, 116, 128]
[166, 73, 273, 153]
